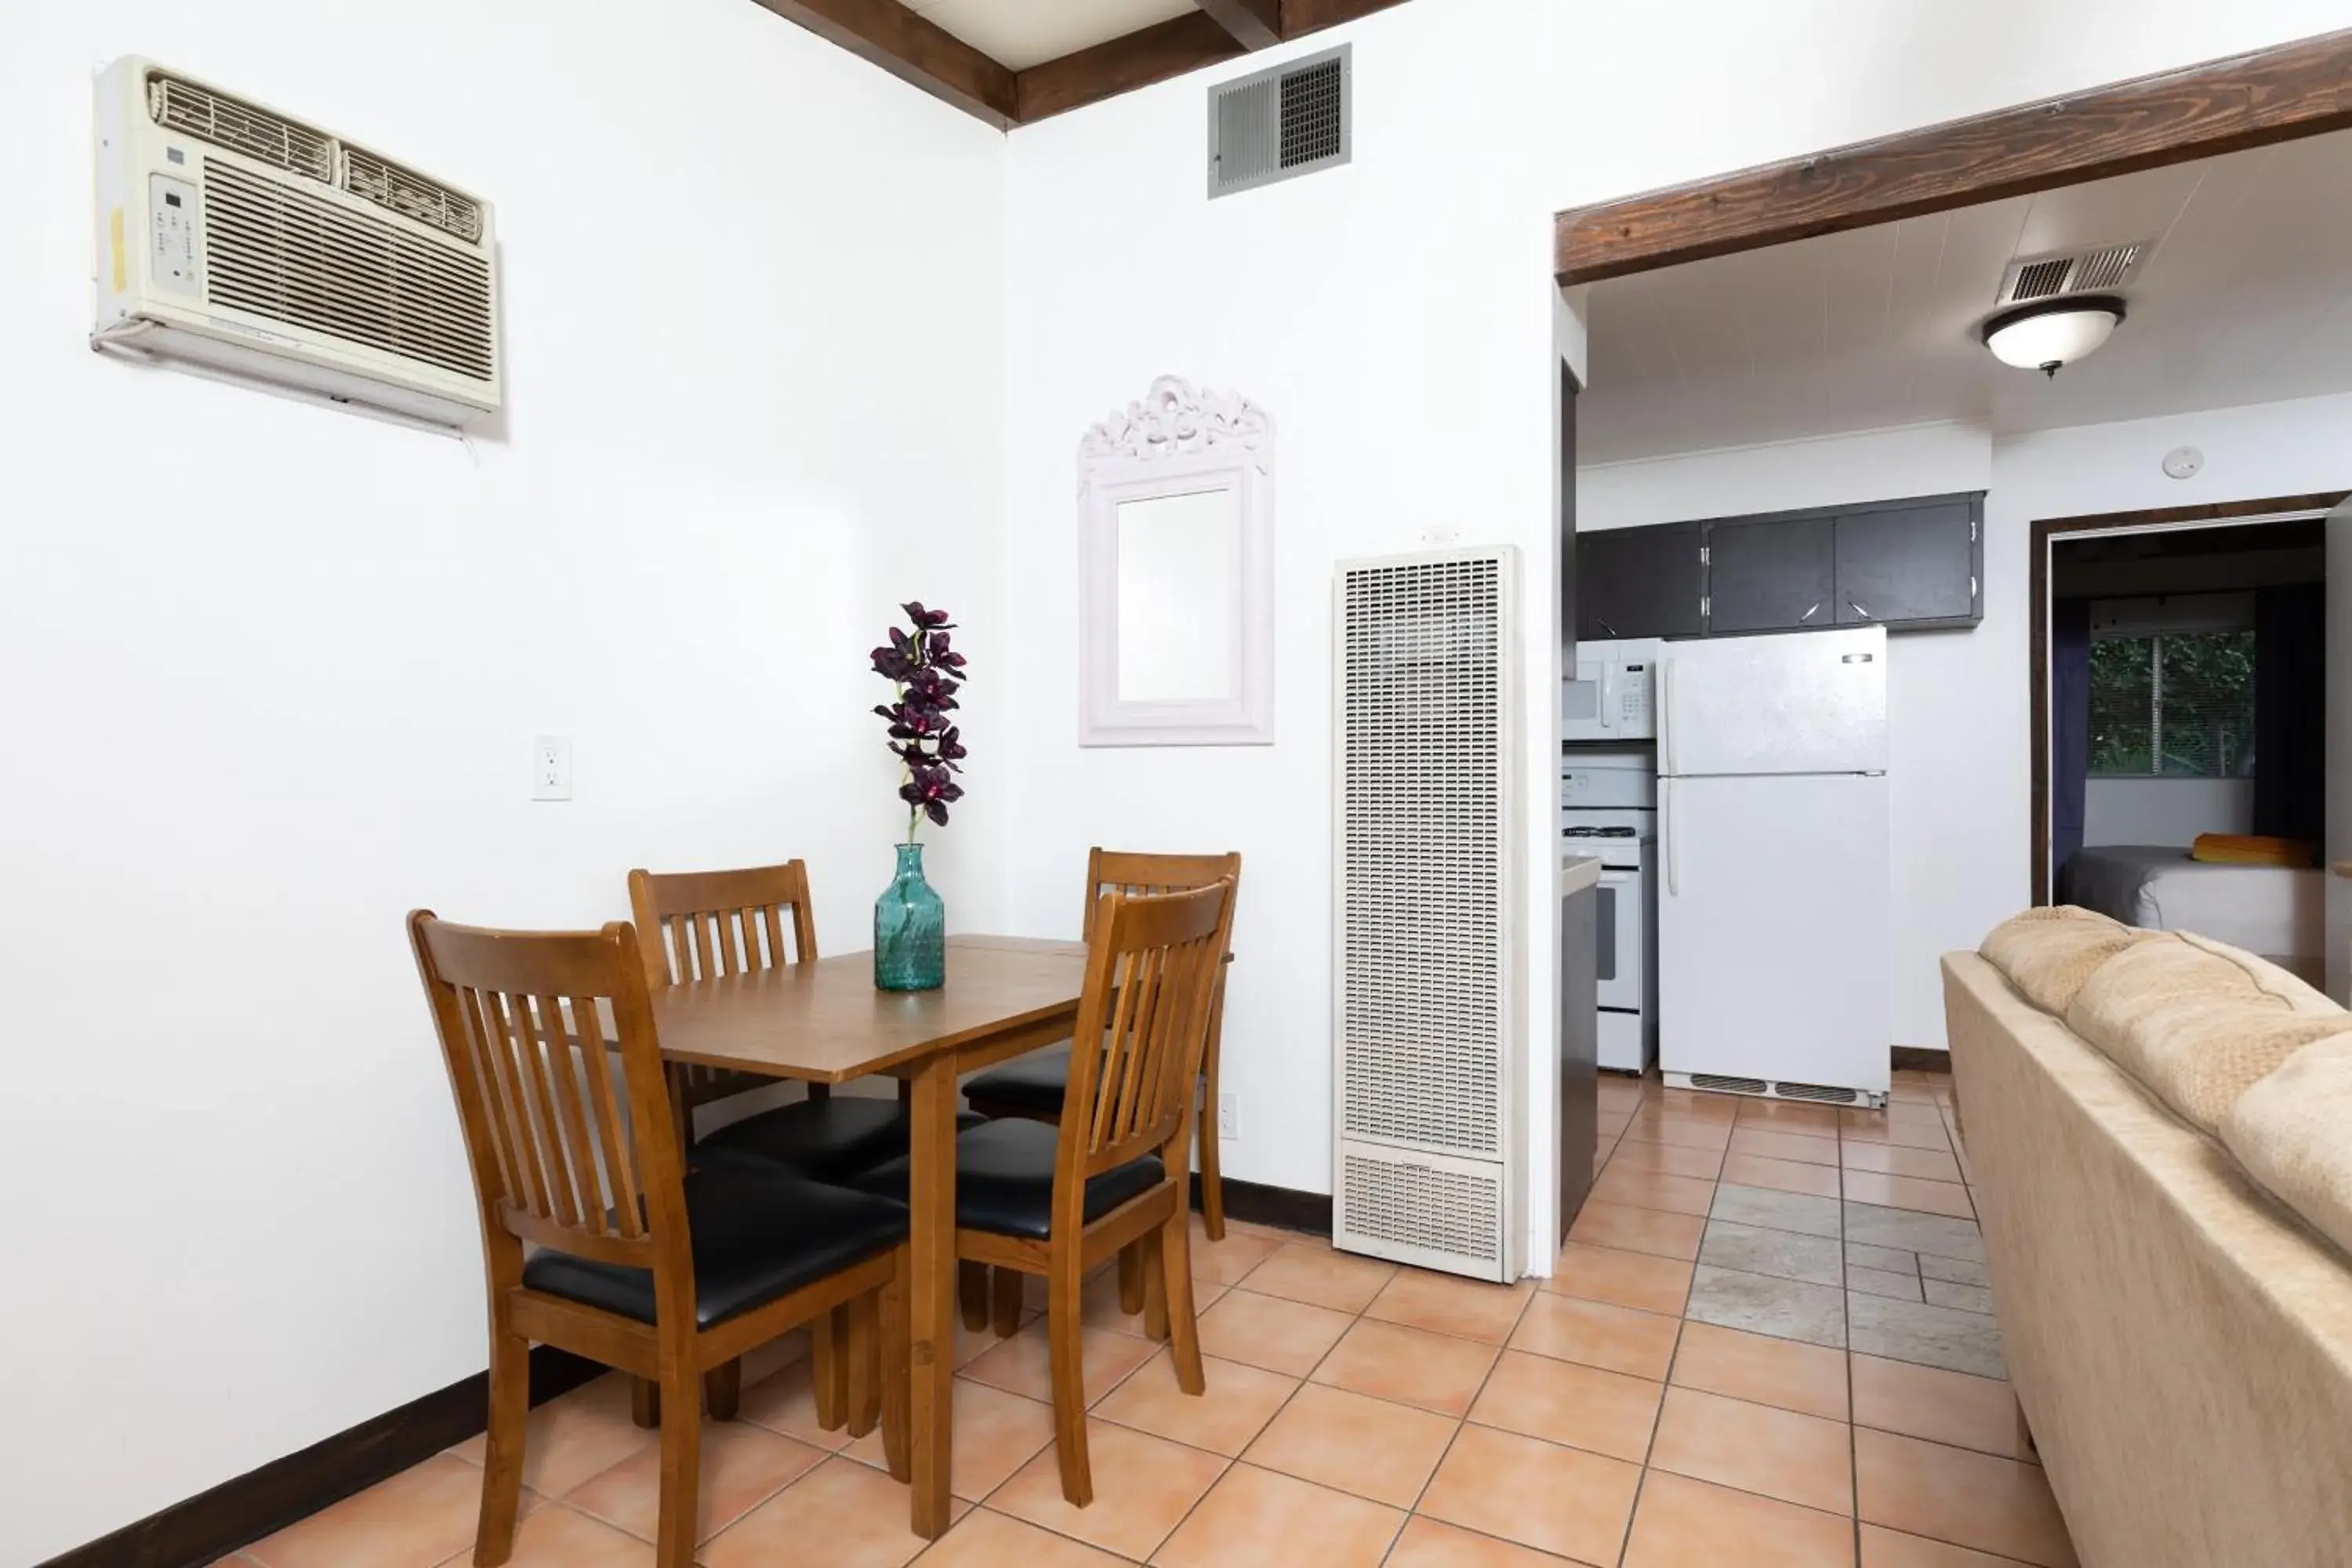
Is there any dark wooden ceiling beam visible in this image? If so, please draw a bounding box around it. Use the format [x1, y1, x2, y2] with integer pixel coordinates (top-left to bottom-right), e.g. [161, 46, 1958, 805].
[1279, 0, 1408, 40]
[1555, 27, 2352, 285]
[1014, 12, 1249, 124]
[1197, 0, 1283, 51]
[750, 0, 1017, 128]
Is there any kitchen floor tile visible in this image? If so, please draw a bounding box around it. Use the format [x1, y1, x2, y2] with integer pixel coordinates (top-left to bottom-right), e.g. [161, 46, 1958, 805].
[248, 1454, 505, 1568]
[1384, 1515, 1578, 1565]
[1548, 1242, 1695, 1316]
[1509, 1291, 1682, 1381]
[1846, 1243, 1917, 1276]
[908, 1509, 1128, 1566]
[1647, 1385, 1853, 1515]
[1726, 1127, 1844, 1167]
[1854, 1428, 2077, 1566]
[1150, 1462, 1403, 1567]
[1711, 1184, 1844, 1240]
[448, 1374, 654, 1496]
[1847, 1293, 2007, 1381]
[565, 1420, 824, 1542]
[1195, 1289, 1356, 1377]
[1685, 1265, 1846, 1350]
[1468, 1348, 1662, 1463]
[840, 1379, 1053, 1501]
[1918, 1254, 1991, 1288]
[1844, 1171, 1976, 1220]
[989, 1420, 1227, 1561]
[1569, 1200, 1708, 1261]
[1621, 1470, 1857, 1568]
[1312, 1318, 1499, 1417]
[1722, 1153, 1847, 1199]
[1589, 1167, 1721, 1218]
[1857, 1522, 2035, 1566]
[1849, 1265, 1924, 1301]
[1697, 1219, 1844, 1287]
[1363, 1268, 1537, 1345]
[1608, 1138, 1728, 1180]
[1234, 1240, 1398, 1314]
[1417, 1423, 1642, 1566]
[1839, 1142, 1965, 1183]
[1850, 1355, 2030, 1461]
[1188, 1224, 1284, 1286]
[1091, 1349, 1298, 1457]
[447, 1504, 652, 1567]
[1243, 1381, 1459, 1506]
[699, 1457, 952, 1568]
[1622, 1116, 1736, 1152]
[1736, 1100, 1846, 1134]
[1842, 1205, 1986, 1265]
[1668, 1320, 1848, 1422]
[960, 1320, 1158, 1407]
[1922, 1278, 1995, 1315]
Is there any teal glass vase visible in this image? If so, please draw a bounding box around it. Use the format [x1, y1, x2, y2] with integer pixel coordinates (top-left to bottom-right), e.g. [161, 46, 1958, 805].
[874, 841, 946, 991]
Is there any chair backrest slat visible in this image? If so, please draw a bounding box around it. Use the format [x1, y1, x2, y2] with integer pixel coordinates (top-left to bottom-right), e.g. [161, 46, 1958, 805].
[1058, 881, 1236, 1187]
[411, 913, 683, 1276]
[629, 862, 818, 1112]
[1082, 849, 1243, 941]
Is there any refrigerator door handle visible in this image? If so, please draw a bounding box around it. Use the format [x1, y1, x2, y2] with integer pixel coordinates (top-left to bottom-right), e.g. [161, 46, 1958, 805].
[1658, 657, 1675, 777]
[1662, 775, 1679, 897]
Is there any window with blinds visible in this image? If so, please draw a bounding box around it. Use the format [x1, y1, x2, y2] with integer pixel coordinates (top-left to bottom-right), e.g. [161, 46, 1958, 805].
[2088, 629, 2256, 777]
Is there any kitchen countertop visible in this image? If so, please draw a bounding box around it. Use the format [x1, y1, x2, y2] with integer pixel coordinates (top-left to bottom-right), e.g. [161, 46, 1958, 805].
[1562, 855, 1602, 895]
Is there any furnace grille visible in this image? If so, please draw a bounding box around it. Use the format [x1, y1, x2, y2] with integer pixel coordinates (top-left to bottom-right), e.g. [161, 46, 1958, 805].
[1208, 44, 1352, 199]
[1339, 1148, 1503, 1270]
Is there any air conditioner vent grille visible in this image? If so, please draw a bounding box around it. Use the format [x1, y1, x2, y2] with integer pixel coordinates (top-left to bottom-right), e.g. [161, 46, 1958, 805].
[345, 147, 485, 245]
[2008, 259, 2071, 302]
[2071, 242, 2140, 292]
[1341, 1151, 1501, 1266]
[1337, 556, 1505, 1160]
[201, 158, 496, 383]
[1279, 56, 1345, 169]
[150, 74, 332, 183]
[1209, 44, 1351, 199]
[1998, 241, 2147, 305]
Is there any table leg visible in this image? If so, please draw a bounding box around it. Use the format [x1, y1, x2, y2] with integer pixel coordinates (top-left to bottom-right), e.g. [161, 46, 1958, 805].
[907, 1053, 959, 1538]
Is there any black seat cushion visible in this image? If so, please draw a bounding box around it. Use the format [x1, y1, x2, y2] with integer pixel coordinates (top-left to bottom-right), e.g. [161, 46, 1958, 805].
[852, 1116, 1163, 1240]
[961, 1044, 1073, 1116]
[521, 1161, 906, 1330]
[696, 1094, 982, 1181]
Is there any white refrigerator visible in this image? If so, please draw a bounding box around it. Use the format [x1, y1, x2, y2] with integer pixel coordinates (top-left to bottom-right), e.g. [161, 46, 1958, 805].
[1656, 626, 1892, 1105]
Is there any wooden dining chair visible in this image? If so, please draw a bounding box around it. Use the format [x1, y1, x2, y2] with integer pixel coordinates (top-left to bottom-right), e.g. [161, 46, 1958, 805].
[408, 911, 911, 1568]
[856, 879, 1236, 1506]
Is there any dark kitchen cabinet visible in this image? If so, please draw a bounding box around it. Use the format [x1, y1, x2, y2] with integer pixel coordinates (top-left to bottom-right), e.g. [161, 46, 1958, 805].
[1833, 496, 1981, 630]
[1577, 522, 1704, 641]
[1704, 515, 1836, 634]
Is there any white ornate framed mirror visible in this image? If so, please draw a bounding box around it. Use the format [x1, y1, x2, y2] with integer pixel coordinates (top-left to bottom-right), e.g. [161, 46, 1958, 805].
[1077, 376, 1276, 746]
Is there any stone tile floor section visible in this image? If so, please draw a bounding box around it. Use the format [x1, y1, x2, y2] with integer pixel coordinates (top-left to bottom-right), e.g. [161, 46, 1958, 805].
[219, 1071, 2075, 1566]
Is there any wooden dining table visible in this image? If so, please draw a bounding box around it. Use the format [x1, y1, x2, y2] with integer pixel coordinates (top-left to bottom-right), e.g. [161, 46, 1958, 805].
[647, 932, 1089, 1538]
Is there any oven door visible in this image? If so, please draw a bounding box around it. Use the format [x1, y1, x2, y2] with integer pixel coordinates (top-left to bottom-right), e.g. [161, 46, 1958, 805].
[1595, 864, 1645, 1012]
[1562, 655, 1618, 742]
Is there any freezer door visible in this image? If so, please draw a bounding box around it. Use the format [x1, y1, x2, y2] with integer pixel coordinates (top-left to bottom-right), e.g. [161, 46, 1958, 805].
[1657, 771, 1890, 1096]
[1659, 626, 1887, 777]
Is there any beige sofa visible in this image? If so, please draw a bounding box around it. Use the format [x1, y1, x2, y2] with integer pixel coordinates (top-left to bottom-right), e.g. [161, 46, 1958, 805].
[1944, 910, 2352, 1568]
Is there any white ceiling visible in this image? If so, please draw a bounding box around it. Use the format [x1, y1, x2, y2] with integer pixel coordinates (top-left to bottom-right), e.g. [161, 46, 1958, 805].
[1578, 129, 2352, 464]
[910, 0, 1202, 70]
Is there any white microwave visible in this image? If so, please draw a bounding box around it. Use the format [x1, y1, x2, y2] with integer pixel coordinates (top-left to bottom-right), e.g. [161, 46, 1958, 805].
[1563, 638, 1662, 742]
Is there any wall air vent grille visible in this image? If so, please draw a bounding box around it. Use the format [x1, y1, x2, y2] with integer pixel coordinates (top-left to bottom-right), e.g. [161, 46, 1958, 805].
[1208, 44, 1352, 199]
[150, 73, 332, 182]
[345, 148, 485, 244]
[1339, 1148, 1503, 1271]
[201, 157, 496, 382]
[1998, 241, 2147, 305]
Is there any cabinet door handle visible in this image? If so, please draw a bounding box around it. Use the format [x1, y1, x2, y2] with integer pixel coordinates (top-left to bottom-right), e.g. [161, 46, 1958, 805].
[1847, 598, 1873, 620]
[1597, 617, 1618, 637]
[1801, 602, 1820, 622]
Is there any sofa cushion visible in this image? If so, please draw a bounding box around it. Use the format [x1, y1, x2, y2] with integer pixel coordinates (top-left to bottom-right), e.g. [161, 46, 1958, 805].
[2064, 933, 2352, 1134]
[2176, 931, 2339, 1015]
[2223, 1035, 2352, 1260]
[1979, 905, 2151, 1016]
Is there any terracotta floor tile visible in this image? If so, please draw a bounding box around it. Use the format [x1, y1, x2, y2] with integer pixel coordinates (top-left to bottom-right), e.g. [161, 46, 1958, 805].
[1737, 1099, 1845, 1134]
[451, 1504, 653, 1567]
[1843, 1171, 1976, 1220]
[1417, 1422, 1642, 1565]
[1855, 1428, 2077, 1566]
[1383, 1515, 1577, 1566]
[737, 1355, 856, 1450]
[1311, 1318, 1499, 1417]
[1363, 1267, 1537, 1345]
[1092, 1348, 1297, 1457]
[1150, 1461, 1403, 1566]
[1588, 1167, 1719, 1218]
[1842, 1111, 1953, 1152]
[1548, 1241, 1694, 1316]
[1727, 1127, 1843, 1167]
[1653, 1089, 1741, 1121]
[841, 1379, 1054, 1501]
[1851, 1355, 2027, 1461]
[700, 1456, 956, 1568]
[1839, 1142, 1965, 1183]
[908, 1508, 1128, 1566]
[1196, 1288, 1356, 1376]
[1189, 1223, 1283, 1285]
[1233, 1240, 1397, 1314]
[1242, 1382, 1457, 1506]
[1722, 1153, 1847, 1199]
[1607, 1139, 1727, 1179]
[564, 1420, 824, 1542]
[1569, 1200, 1708, 1261]
[960, 1319, 1158, 1406]
[448, 1374, 655, 1496]
[989, 1419, 1227, 1560]
[1509, 1291, 1681, 1381]
[1468, 1349, 1661, 1463]
[1857, 1522, 2031, 1566]
[1622, 1471, 1856, 1568]
[248, 1454, 506, 1568]
[1648, 1386, 1854, 1515]
[1622, 1116, 1736, 1152]
[1669, 1321, 1849, 1422]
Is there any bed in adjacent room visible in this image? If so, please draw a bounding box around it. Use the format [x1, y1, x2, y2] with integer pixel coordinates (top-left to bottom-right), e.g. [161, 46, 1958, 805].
[2060, 844, 2326, 985]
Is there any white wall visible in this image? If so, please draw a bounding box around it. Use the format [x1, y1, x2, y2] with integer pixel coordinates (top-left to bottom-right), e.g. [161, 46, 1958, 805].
[1576, 391, 2352, 1049]
[1000, 0, 2352, 1270]
[2085, 779, 2256, 847]
[0, 4, 1005, 1561]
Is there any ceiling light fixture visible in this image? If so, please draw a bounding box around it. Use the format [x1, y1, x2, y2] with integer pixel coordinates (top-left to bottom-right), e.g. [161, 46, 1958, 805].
[1981, 295, 2125, 378]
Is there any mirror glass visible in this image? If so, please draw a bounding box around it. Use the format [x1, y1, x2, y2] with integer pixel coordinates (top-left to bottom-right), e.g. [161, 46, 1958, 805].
[1115, 487, 1239, 702]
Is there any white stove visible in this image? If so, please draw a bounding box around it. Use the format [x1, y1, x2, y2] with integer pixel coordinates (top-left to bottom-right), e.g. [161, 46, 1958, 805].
[1562, 753, 1657, 1074]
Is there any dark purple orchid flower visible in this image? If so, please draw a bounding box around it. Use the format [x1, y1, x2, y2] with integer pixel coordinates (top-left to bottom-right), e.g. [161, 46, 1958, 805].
[874, 602, 969, 838]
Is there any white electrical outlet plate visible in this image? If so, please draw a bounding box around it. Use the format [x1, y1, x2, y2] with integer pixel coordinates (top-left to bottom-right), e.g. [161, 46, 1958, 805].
[1218, 1093, 1237, 1140]
[531, 735, 573, 801]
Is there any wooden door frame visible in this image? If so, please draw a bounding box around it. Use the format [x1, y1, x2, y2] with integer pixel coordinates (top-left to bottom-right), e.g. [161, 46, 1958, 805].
[2028, 493, 2349, 906]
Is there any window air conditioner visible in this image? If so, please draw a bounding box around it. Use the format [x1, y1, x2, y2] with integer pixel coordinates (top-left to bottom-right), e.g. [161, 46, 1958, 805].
[91, 56, 501, 429]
